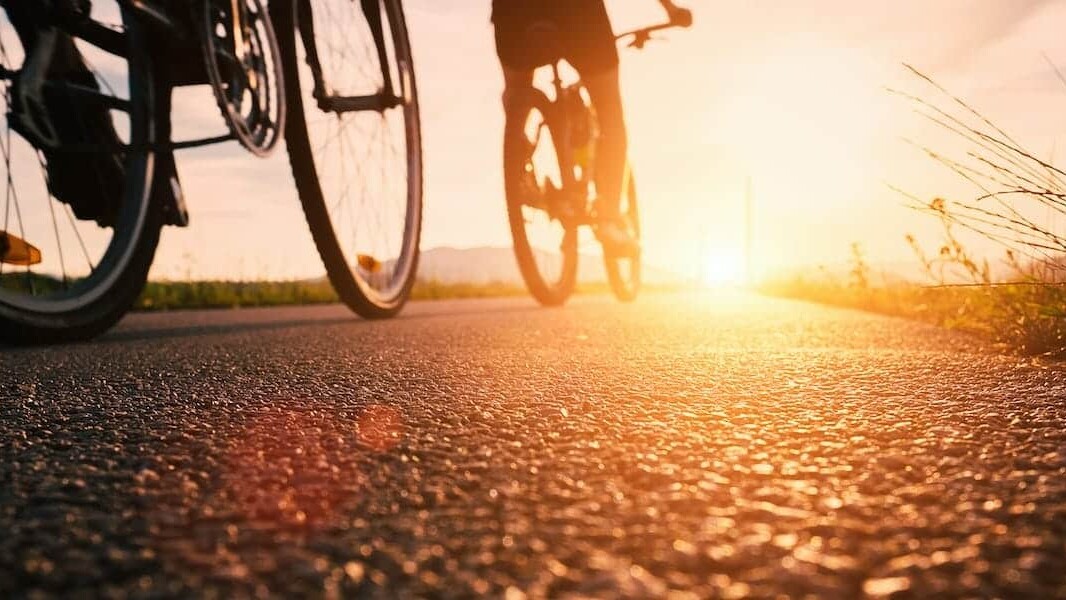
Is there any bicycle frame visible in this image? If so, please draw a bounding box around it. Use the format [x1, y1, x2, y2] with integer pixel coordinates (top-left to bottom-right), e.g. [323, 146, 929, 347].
[538, 20, 683, 229]
[1, 0, 265, 229]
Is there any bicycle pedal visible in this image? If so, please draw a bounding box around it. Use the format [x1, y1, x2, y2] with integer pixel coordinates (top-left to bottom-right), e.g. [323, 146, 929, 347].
[0, 232, 43, 266]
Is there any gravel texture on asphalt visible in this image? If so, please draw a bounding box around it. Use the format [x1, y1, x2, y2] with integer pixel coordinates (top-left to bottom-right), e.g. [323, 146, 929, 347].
[2, 293, 1066, 598]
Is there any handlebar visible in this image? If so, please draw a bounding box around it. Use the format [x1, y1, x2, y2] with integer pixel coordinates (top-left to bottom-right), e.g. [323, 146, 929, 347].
[615, 20, 688, 50]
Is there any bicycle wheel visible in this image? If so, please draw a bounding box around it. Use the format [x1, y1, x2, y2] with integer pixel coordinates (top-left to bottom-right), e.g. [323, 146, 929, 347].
[504, 89, 578, 306]
[277, 0, 422, 319]
[604, 172, 641, 302]
[0, 3, 160, 344]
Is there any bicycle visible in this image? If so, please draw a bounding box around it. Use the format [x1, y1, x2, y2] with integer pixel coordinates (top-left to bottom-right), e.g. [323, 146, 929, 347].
[0, 0, 421, 344]
[503, 19, 687, 307]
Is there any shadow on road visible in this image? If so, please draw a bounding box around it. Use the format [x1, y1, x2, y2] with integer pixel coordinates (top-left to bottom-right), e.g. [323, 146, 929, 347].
[0, 300, 552, 351]
[100, 316, 363, 345]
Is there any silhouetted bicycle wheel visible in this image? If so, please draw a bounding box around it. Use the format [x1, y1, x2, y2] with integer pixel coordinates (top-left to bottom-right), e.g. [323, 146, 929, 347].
[0, 3, 160, 344]
[277, 0, 422, 319]
[604, 173, 641, 302]
[504, 89, 578, 307]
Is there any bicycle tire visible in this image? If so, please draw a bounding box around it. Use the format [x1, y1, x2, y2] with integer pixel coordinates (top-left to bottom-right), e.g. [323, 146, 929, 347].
[276, 0, 422, 319]
[604, 172, 641, 302]
[0, 4, 161, 344]
[504, 89, 578, 307]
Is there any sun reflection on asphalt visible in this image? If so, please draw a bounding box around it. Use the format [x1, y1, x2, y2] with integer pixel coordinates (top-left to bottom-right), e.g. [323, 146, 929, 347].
[357, 405, 405, 453]
[6, 293, 1065, 596]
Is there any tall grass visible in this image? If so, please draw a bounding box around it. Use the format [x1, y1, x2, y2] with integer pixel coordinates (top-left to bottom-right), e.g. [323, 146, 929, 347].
[891, 64, 1066, 278]
[890, 64, 1066, 355]
[765, 63, 1066, 357]
[136, 279, 339, 310]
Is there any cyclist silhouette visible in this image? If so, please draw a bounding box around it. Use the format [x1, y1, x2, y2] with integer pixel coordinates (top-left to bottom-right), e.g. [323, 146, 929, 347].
[492, 0, 691, 255]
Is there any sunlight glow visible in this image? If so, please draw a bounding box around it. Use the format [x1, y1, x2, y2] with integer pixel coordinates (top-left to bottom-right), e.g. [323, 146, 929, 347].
[702, 248, 748, 287]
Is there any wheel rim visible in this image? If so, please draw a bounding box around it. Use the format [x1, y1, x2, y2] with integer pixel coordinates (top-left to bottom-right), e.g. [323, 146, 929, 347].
[0, 3, 153, 315]
[291, 0, 421, 309]
[511, 104, 575, 294]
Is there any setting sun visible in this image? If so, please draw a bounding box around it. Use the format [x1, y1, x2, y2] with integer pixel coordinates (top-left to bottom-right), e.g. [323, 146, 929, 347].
[701, 248, 748, 287]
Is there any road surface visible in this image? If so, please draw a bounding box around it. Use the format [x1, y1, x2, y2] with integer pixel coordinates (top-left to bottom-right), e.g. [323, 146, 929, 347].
[2, 292, 1065, 598]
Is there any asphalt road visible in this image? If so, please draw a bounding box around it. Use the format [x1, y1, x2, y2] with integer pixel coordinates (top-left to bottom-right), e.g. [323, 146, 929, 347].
[2, 292, 1065, 598]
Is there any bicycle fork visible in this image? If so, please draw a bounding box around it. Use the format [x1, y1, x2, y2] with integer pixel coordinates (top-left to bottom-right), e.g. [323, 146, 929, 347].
[297, 0, 400, 113]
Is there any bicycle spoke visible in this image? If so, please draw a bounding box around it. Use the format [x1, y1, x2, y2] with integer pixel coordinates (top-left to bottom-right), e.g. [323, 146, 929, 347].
[1, 59, 13, 270]
[42, 168, 68, 288]
[28, 147, 67, 288]
[321, 108, 392, 286]
[336, 118, 355, 264]
[344, 116, 386, 275]
[0, 0, 166, 339]
[6, 124, 34, 293]
[64, 202, 94, 273]
[290, 0, 420, 309]
[1, 123, 10, 280]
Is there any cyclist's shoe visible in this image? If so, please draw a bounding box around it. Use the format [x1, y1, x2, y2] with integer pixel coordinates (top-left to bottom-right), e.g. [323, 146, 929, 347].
[41, 36, 125, 228]
[596, 220, 640, 258]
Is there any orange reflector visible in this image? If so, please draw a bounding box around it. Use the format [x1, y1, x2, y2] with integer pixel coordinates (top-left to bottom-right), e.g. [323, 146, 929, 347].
[357, 254, 382, 273]
[0, 232, 42, 266]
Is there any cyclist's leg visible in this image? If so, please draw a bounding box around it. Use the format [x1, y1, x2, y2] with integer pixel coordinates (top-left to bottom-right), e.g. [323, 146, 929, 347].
[561, 1, 626, 220]
[493, 12, 538, 143]
[501, 67, 533, 116]
[582, 69, 627, 220]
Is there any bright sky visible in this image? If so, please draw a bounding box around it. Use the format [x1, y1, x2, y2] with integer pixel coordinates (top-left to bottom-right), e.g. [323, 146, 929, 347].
[150, 0, 1066, 281]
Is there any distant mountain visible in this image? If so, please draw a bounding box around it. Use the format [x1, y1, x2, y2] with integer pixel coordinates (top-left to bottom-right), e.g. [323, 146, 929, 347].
[415, 246, 686, 285]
